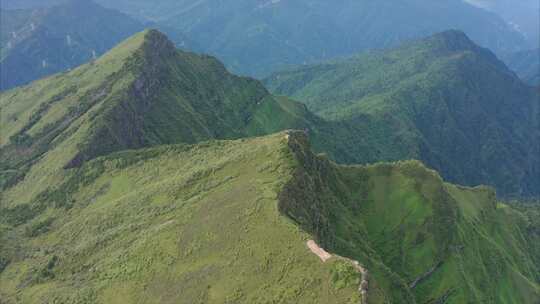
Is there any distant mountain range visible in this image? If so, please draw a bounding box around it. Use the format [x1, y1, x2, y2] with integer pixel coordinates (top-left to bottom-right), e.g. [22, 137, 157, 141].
[265, 30, 540, 198]
[1, 31, 538, 303]
[465, 0, 539, 48]
[7, 0, 537, 77]
[2, 0, 533, 85]
[502, 49, 540, 86]
[0, 0, 194, 90]
[88, 0, 529, 77]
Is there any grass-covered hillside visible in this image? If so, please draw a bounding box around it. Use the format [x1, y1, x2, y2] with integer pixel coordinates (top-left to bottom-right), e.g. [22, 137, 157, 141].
[0, 0, 194, 91]
[265, 30, 540, 198]
[1, 131, 538, 303]
[0, 133, 363, 303]
[0, 29, 322, 206]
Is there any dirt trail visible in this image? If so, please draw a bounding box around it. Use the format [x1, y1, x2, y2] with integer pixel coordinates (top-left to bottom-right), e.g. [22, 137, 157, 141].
[307, 240, 333, 262]
[307, 240, 369, 304]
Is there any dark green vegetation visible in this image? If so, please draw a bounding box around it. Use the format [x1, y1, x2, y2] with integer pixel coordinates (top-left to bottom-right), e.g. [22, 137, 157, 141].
[91, 0, 527, 77]
[502, 49, 540, 86]
[265, 30, 540, 198]
[283, 131, 540, 303]
[0, 0, 194, 91]
[1, 30, 539, 303]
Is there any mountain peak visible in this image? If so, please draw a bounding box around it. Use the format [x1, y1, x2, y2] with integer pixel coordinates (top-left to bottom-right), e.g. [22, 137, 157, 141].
[418, 29, 505, 68]
[96, 29, 177, 66]
[423, 29, 478, 52]
[141, 29, 173, 46]
[134, 29, 176, 53]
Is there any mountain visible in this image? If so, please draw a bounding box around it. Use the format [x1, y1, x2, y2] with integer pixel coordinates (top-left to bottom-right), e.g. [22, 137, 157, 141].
[464, 0, 539, 47]
[265, 30, 540, 198]
[1, 131, 538, 303]
[7, 0, 528, 78]
[0, 28, 414, 200]
[502, 49, 540, 86]
[0, 0, 194, 91]
[0, 29, 315, 193]
[1, 29, 538, 304]
[93, 0, 528, 77]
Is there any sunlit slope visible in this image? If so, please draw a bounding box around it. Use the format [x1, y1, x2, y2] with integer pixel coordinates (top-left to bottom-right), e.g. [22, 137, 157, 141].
[0, 133, 362, 303]
[1, 132, 538, 303]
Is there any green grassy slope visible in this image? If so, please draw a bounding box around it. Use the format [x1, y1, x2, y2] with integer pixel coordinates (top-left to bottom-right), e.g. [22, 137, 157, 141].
[280, 131, 540, 303]
[0, 133, 362, 303]
[1, 132, 538, 303]
[265, 30, 540, 198]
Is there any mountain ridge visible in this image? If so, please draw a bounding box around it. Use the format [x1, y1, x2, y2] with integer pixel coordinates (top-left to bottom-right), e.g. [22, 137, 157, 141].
[1, 131, 538, 303]
[0, 29, 324, 201]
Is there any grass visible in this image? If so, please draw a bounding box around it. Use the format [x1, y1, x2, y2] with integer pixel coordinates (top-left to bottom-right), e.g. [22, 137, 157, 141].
[1, 131, 539, 303]
[0, 133, 361, 303]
